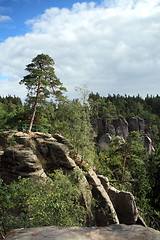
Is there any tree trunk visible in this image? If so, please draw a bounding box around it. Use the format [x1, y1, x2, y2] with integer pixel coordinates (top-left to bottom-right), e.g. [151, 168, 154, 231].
[28, 83, 41, 132]
[121, 149, 127, 181]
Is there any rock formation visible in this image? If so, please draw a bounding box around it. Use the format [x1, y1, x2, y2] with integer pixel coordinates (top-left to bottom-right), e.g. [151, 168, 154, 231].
[92, 117, 154, 153]
[5, 225, 160, 240]
[0, 131, 143, 227]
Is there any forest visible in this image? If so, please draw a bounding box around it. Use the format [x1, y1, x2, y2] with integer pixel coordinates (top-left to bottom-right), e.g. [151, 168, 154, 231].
[0, 54, 160, 235]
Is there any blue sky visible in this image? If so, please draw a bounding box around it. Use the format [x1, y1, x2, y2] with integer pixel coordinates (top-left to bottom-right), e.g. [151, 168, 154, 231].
[0, 0, 101, 41]
[0, 0, 160, 100]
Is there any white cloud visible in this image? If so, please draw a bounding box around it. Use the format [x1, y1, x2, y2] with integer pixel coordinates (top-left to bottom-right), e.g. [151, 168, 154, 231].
[0, 15, 11, 22]
[0, 0, 160, 100]
[0, 6, 11, 23]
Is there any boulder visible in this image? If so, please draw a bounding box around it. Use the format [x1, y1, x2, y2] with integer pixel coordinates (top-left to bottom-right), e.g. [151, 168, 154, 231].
[5, 225, 160, 240]
[108, 186, 138, 224]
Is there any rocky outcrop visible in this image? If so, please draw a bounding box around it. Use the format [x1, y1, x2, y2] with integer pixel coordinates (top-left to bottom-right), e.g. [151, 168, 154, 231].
[92, 117, 154, 153]
[0, 131, 142, 226]
[108, 187, 138, 225]
[98, 175, 139, 225]
[113, 118, 129, 139]
[98, 133, 112, 149]
[127, 117, 145, 132]
[0, 146, 47, 183]
[143, 134, 155, 156]
[5, 225, 160, 240]
[87, 168, 119, 225]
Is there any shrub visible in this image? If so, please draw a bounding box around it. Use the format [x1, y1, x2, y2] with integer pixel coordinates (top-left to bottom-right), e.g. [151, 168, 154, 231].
[0, 170, 87, 235]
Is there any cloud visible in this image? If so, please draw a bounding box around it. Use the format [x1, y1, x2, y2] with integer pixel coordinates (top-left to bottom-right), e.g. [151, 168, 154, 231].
[0, 0, 160, 100]
[0, 15, 11, 22]
[0, 6, 12, 23]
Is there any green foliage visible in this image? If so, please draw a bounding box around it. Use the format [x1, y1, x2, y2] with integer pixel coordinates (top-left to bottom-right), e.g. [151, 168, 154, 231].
[20, 54, 66, 100]
[0, 170, 86, 235]
[97, 132, 151, 213]
[89, 93, 117, 119]
[51, 96, 97, 166]
[0, 96, 24, 131]
[97, 130, 160, 229]
[147, 148, 160, 211]
[0, 90, 160, 230]
[89, 93, 160, 140]
[0, 133, 18, 150]
[0, 102, 7, 130]
[0, 95, 22, 109]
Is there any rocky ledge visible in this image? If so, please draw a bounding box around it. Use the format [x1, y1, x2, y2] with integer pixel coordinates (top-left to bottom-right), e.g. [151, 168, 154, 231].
[5, 225, 160, 240]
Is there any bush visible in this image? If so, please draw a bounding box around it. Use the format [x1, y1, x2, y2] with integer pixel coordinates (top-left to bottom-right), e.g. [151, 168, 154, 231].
[0, 170, 87, 235]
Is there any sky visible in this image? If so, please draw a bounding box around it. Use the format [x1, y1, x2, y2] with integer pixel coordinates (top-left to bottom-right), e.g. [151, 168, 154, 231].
[0, 0, 160, 100]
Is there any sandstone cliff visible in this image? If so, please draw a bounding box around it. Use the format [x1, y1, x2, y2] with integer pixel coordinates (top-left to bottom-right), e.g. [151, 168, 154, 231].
[91, 117, 154, 154]
[0, 131, 145, 227]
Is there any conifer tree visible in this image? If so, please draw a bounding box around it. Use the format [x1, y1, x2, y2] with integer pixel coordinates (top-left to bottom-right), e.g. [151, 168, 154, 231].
[20, 54, 66, 132]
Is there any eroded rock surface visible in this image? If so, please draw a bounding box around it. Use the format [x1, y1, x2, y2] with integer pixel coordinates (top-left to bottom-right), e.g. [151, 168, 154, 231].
[98, 175, 138, 225]
[91, 117, 154, 153]
[0, 146, 47, 183]
[5, 225, 160, 240]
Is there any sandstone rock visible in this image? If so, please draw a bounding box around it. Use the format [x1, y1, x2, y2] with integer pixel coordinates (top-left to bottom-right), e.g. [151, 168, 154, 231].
[91, 118, 107, 136]
[105, 122, 116, 137]
[0, 131, 144, 227]
[143, 134, 155, 156]
[73, 166, 94, 225]
[98, 175, 139, 225]
[0, 146, 47, 184]
[53, 134, 74, 150]
[97, 175, 110, 191]
[34, 132, 53, 139]
[138, 118, 145, 132]
[113, 118, 129, 139]
[108, 186, 138, 224]
[98, 133, 112, 150]
[5, 225, 160, 240]
[87, 168, 119, 225]
[127, 117, 145, 133]
[45, 141, 76, 169]
[92, 117, 154, 155]
[127, 117, 140, 132]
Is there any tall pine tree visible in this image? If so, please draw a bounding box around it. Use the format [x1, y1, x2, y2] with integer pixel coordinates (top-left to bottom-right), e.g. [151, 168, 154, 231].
[20, 53, 66, 132]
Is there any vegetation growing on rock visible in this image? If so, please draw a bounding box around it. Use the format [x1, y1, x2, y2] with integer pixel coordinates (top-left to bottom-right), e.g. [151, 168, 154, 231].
[0, 55, 160, 236]
[0, 171, 86, 235]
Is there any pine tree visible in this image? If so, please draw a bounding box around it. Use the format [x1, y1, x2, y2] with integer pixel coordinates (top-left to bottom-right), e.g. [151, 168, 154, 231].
[20, 53, 66, 132]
